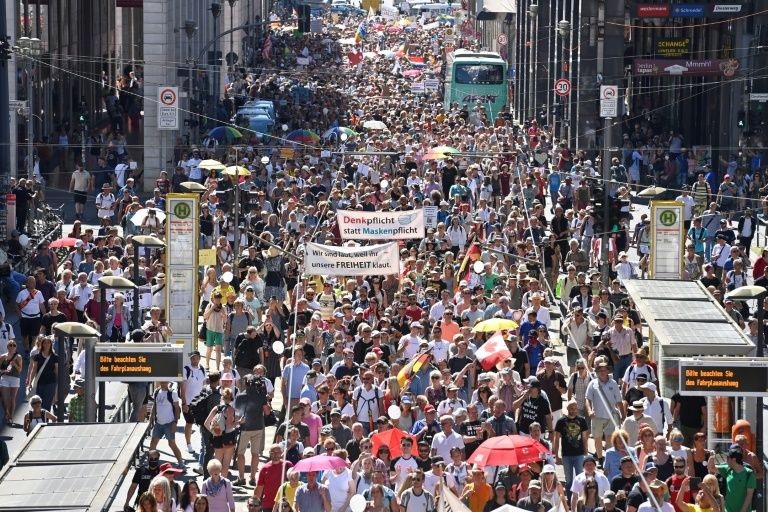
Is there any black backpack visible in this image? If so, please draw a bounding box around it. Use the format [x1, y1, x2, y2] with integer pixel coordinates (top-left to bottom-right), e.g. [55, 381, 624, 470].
[189, 387, 220, 426]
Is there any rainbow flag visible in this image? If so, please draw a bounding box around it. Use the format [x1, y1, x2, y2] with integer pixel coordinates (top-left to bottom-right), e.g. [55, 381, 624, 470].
[355, 22, 368, 44]
[407, 55, 425, 67]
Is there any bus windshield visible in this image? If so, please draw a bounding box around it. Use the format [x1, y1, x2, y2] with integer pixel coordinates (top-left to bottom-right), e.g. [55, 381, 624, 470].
[454, 64, 504, 85]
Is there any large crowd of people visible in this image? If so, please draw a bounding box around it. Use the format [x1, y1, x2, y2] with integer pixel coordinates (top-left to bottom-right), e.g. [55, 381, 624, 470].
[0, 5, 765, 512]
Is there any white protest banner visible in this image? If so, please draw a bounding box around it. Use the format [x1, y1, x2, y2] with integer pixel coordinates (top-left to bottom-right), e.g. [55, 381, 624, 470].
[305, 242, 400, 276]
[336, 209, 425, 240]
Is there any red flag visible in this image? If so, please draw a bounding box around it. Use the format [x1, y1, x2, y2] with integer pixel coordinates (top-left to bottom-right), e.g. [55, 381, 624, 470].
[347, 50, 363, 65]
[475, 331, 512, 370]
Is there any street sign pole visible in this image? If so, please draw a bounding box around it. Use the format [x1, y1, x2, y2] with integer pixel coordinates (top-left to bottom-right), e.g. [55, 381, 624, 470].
[602, 117, 612, 284]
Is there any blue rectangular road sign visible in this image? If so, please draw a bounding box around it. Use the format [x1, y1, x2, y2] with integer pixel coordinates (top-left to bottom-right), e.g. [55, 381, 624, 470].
[671, 4, 706, 17]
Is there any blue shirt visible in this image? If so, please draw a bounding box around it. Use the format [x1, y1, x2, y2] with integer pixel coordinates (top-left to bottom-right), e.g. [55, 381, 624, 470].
[294, 483, 328, 511]
[519, 320, 545, 343]
[300, 385, 318, 403]
[524, 341, 546, 370]
[282, 362, 310, 401]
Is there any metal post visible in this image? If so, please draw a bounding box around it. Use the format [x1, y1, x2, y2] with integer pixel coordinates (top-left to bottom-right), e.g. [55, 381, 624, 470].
[56, 334, 68, 422]
[601, 117, 612, 284]
[233, 175, 240, 260]
[0, 4, 10, 188]
[98, 287, 107, 422]
[211, 3, 222, 120]
[756, 296, 765, 512]
[133, 243, 141, 329]
[84, 338, 96, 422]
[26, 54, 33, 182]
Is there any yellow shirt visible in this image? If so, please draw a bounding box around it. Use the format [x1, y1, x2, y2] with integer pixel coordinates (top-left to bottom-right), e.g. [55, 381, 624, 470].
[212, 284, 236, 299]
[275, 481, 301, 508]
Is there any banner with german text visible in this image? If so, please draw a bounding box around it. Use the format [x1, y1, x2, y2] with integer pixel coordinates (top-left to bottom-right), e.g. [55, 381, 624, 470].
[305, 242, 400, 276]
[336, 209, 425, 240]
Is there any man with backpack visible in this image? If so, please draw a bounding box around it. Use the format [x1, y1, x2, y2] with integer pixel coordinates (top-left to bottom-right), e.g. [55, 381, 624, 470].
[233, 326, 263, 387]
[233, 373, 269, 486]
[352, 370, 384, 435]
[180, 351, 207, 454]
[189, 371, 222, 477]
[148, 381, 184, 467]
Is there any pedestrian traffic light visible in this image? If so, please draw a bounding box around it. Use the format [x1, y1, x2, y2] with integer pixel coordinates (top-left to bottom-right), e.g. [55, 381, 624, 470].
[738, 111, 746, 128]
[591, 189, 604, 229]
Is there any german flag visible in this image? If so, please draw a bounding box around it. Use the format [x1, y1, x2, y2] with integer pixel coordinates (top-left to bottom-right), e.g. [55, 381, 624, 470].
[397, 351, 431, 389]
[454, 242, 481, 291]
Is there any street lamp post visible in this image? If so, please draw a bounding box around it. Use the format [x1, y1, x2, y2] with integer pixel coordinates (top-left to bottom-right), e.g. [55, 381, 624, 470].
[210, 3, 222, 120]
[183, 21, 198, 145]
[527, 4, 538, 123]
[52, 322, 100, 422]
[724, 284, 766, 512]
[557, 20, 571, 143]
[227, 0, 238, 75]
[16, 37, 43, 182]
[131, 235, 166, 329]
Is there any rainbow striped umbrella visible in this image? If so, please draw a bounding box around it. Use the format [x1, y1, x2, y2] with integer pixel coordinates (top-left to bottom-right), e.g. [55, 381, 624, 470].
[286, 129, 320, 144]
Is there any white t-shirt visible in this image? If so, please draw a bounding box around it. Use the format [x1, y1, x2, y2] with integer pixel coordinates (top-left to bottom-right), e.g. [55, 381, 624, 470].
[353, 385, 380, 420]
[182, 365, 206, 404]
[71, 170, 91, 191]
[68, 283, 93, 311]
[16, 289, 45, 317]
[399, 335, 423, 359]
[430, 430, 465, 462]
[154, 388, 180, 424]
[423, 470, 457, 497]
[428, 339, 450, 363]
[570, 470, 611, 499]
[95, 192, 116, 218]
[637, 500, 675, 512]
[392, 456, 419, 491]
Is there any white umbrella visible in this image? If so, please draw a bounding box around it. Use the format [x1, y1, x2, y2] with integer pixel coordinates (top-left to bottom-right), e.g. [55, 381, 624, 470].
[363, 120, 388, 130]
[130, 208, 167, 226]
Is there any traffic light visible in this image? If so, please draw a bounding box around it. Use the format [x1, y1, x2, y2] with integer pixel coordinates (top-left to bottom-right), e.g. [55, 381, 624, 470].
[738, 111, 746, 128]
[608, 197, 622, 231]
[591, 188, 604, 230]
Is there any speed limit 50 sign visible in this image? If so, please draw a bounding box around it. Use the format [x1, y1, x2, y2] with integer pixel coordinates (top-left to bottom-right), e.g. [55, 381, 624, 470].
[554, 78, 571, 96]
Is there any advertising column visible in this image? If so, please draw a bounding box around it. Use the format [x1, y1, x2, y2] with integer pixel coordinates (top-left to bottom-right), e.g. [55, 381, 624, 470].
[165, 194, 199, 355]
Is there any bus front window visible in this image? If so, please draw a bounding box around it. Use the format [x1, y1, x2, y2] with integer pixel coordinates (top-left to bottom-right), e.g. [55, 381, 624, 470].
[454, 64, 504, 85]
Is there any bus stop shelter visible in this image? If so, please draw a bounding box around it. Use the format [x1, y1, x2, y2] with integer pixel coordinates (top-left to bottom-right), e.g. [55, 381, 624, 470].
[0, 422, 146, 511]
[624, 279, 759, 452]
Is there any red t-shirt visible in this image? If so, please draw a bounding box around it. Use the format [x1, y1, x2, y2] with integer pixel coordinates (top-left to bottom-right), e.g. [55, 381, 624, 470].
[257, 460, 293, 509]
[666, 474, 692, 512]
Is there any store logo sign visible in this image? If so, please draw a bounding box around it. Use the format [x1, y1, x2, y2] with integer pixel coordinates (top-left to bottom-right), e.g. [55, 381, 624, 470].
[671, 4, 706, 17]
[636, 4, 671, 17]
[712, 5, 742, 13]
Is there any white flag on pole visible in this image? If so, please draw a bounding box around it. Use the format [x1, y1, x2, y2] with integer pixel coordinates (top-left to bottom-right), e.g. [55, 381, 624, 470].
[438, 486, 471, 512]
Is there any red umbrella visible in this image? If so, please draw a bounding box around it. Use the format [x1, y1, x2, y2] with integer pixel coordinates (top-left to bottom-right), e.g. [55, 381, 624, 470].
[48, 237, 79, 248]
[467, 435, 551, 467]
[370, 428, 416, 459]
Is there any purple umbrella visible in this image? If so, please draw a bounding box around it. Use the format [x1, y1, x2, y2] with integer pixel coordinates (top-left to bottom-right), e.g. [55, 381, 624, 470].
[292, 455, 348, 472]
